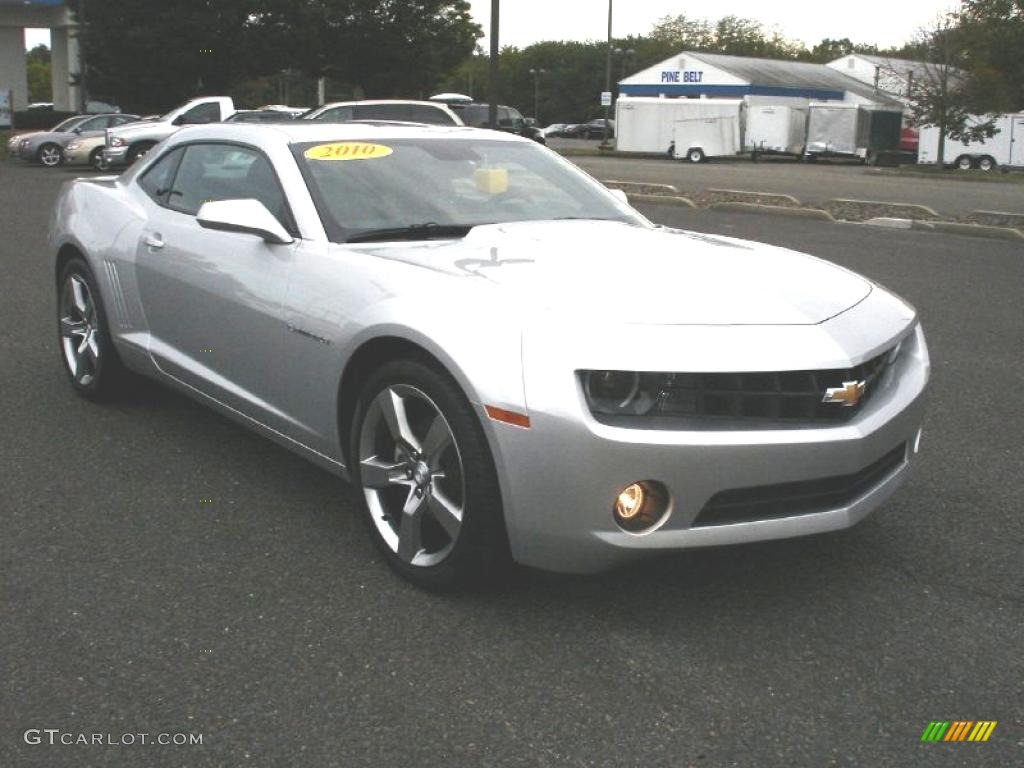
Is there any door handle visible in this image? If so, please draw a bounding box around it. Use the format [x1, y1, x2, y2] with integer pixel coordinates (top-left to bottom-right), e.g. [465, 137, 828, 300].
[144, 234, 165, 249]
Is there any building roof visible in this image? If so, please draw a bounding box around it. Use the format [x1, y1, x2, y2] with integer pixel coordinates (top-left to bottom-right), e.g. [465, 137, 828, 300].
[843, 53, 966, 89]
[692, 52, 903, 106]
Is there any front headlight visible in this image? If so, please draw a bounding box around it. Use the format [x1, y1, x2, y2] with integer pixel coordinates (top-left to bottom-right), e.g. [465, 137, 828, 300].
[110, 136, 127, 147]
[582, 370, 657, 416]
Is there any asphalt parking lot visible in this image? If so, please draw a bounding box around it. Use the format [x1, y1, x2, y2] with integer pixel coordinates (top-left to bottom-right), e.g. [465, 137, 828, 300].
[2, 162, 1022, 767]
[550, 140, 1024, 219]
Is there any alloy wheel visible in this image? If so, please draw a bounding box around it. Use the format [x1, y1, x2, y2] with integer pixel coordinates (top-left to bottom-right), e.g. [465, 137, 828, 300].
[59, 274, 101, 386]
[358, 384, 465, 568]
[39, 145, 62, 167]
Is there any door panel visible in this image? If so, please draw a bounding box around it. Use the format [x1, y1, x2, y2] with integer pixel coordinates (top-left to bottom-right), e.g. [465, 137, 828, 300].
[1011, 117, 1024, 167]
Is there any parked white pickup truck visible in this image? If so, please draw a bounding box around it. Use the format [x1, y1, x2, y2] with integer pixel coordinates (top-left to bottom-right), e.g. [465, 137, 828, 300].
[102, 96, 235, 167]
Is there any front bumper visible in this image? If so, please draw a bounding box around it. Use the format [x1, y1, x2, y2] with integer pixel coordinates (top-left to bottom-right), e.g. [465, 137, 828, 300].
[489, 301, 929, 574]
[102, 145, 130, 166]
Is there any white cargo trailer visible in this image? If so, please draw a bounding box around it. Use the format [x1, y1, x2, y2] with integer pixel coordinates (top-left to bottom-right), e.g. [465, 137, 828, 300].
[917, 113, 1024, 170]
[615, 96, 744, 156]
[805, 103, 903, 162]
[745, 104, 808, 157]
[671, 113, 742, 163]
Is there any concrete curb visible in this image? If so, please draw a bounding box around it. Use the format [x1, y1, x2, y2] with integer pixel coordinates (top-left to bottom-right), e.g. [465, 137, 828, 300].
[913, 220, 1024, 241]
[627, 193, 697, 208]
[708, 188, 802, 205]
[829, 199, 940, 218]
[708, 201, 834, 220]
[604, 179, 680, 195]
[863, 217, 914, 229]
[966, 210, 1024, 228]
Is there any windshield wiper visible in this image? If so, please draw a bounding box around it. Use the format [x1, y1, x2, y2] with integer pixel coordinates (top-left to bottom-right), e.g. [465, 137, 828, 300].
[345, 223, 474, 243]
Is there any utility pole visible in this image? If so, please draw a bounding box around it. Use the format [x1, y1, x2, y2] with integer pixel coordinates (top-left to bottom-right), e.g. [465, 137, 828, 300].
[78, 0, 88, 112]
[602, 0, 612, 147]
[488, 0, 499, 129]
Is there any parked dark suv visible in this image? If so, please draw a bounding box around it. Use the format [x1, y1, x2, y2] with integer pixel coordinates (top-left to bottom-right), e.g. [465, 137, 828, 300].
[447, 103, 546, 144]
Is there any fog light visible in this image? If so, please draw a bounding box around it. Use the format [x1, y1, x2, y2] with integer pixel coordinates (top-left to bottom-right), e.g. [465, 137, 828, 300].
[616, 483, 646, 520]
[612, 480, 669, 533]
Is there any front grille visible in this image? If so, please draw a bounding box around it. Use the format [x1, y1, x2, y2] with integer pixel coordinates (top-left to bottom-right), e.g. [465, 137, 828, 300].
[596, 348, 895, 429]
[692, 443, 907, 527]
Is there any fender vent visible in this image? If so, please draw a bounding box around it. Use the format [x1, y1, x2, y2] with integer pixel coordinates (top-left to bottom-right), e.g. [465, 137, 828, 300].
[103, 260, 131, 329]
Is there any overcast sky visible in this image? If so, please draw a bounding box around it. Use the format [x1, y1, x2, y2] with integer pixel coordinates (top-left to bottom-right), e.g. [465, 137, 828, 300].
[25, 0, 955, 51]
[467, 0, 956, 50]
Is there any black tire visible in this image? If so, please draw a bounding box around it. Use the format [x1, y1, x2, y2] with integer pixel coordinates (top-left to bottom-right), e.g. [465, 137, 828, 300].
[126, 143, 154, 165]
[350, 358, 511, 590]
[977, 155, 996, 172]
[37, 142, 63, 167]
[57, 257, 131, 401]
[685, 147, 705, 164]
[954, 155, 974, 171]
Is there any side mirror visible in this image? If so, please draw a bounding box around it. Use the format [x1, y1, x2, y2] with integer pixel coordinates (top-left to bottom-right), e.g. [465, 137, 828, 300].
[609, 189, 629, 205]
[196, 199, 293, 244]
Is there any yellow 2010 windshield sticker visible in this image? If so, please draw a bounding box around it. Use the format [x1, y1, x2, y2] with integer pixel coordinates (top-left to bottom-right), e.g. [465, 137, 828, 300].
[304, 142, 393, 161]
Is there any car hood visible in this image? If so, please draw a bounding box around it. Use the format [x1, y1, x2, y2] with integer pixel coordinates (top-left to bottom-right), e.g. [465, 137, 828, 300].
[358, 220, 872, 326]
[108, 120, 169, 138]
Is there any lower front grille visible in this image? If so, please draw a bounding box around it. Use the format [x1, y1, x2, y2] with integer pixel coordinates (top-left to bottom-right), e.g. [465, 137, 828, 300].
[692, 443, 907, 527]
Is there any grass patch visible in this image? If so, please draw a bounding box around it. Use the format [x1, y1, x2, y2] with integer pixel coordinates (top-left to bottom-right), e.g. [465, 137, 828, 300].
[871, 165, 1024, 184]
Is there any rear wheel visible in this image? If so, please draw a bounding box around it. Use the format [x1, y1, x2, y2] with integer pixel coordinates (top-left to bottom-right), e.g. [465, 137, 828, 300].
[37, 143, 63, 167]
[685, 147, 705, 164]
[977, 155, 996, 172]
[351, 359, 510, 590]
[57, 258, 130, 400]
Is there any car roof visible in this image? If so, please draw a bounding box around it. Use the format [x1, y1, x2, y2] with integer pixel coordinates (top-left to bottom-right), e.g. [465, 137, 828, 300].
[167, 121, 532, 147]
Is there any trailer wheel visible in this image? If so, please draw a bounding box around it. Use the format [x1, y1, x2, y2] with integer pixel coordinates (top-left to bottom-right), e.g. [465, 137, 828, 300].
[685, 148, 705, 164]
[954, 155, 975, 171]
[977, 155, 996, 172]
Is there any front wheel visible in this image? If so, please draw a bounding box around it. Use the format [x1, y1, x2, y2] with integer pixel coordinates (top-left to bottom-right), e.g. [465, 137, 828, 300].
[955, 155, 974, 171]
[57, 258, 131, 400]
[37, 143, 63, 167]
[126, 143, 153, 164]
[351, 359, 510, 590]
[685, 147, 705, 163]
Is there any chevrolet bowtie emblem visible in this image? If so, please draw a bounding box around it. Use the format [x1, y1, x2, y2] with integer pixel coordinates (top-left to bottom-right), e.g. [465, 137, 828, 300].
[822, 380, 866, 407]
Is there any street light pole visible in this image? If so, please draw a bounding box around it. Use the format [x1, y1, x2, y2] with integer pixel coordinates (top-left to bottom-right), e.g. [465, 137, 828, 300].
[488, 0, 499, 129]
[529, 68, 545, 123]
[602, 0, 613, 147]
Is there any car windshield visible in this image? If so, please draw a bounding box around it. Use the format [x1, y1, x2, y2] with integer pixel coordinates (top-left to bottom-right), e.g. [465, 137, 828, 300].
[293, 137, 645, 243]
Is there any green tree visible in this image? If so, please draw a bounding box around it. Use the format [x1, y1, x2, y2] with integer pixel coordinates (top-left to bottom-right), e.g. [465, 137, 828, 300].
[958, 0, 1024, 111]
[247, 0, 480, 100]
[903, 12, 998, 166]
[26, 44, 51, 103]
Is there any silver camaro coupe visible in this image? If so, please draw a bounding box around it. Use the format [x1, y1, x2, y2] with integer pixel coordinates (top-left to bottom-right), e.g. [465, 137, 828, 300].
[50, 122, 930, 588]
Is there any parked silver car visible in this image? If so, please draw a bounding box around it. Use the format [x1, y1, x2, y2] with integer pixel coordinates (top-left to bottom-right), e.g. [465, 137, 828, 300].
[18, 113, 138, 166]
[50, 122, 929, 588]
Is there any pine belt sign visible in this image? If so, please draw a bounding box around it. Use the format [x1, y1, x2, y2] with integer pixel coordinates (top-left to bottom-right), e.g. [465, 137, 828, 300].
[661, 70, 705, 83]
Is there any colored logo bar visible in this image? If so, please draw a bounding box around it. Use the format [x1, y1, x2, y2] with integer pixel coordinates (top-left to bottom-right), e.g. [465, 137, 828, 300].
[921, 721, 997, 742]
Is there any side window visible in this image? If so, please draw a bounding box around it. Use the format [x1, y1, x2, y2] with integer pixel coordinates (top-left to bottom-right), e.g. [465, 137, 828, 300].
[166, 143, 292, 231]
[180, 102, 222, 124]
[138, 148, 184, 204]
[110, 115, 133, 127]
[79, 116, 107, 132]
[355, 104, 410, 122]
[315, 106, 354, 122]
[406, 104, 455, 125]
